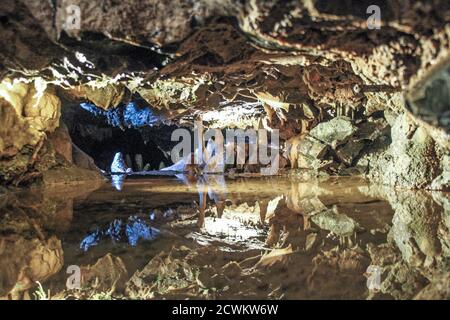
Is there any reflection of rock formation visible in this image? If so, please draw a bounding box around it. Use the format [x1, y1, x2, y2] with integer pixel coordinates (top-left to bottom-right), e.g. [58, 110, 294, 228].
[308, 246, 370, 299]
[111, 174, 126, 191]
[80, 216, 160, 252]
[388, 191, 442, 267]
[15, 176, 443, 300]
[0, 182, 102, 299]
[311, 208, 362, 237]
[80, 254, 128, 293]
[360, 185, 450, 299]
[175, 173, 228, 228]
[0, 236, 63, 299]
[54, 253, 129, 299]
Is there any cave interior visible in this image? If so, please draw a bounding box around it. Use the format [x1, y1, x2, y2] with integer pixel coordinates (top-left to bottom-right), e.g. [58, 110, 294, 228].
[0, 0, 449, 301]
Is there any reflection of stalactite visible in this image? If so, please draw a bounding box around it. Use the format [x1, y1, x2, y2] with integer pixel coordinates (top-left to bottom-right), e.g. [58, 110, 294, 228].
[266, 224, 281, 247]
[303, 214, 310, 230]
[198, 191, 207, 229]
[216, 200, 225, 219]
[258, 200, 269, 224]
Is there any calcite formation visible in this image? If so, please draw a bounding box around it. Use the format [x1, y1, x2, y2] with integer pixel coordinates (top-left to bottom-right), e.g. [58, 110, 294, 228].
[0, 0, 448, 188]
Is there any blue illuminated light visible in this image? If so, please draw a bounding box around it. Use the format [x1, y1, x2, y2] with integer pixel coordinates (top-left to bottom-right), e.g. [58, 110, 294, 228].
[79, 101, 160, 128]
[79, 216, 160, 252]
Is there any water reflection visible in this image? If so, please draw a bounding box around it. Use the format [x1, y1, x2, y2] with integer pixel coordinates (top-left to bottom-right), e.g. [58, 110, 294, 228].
[0, 182, 102, 299]
[0, 176, 448, 299]
[111, 174, 126, 191]
[80, 216, 160, 251]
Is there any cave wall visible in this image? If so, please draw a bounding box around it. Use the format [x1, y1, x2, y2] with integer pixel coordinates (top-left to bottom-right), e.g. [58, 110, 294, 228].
[0, 0, 448, 188]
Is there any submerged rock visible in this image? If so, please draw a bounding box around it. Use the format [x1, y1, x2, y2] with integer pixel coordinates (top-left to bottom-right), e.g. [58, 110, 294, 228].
[125, 246, 204, 298]
[309, 246, 370, 299]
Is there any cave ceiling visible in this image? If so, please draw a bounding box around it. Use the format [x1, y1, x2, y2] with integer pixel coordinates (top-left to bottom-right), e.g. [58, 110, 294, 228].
[0, 0, 449, 135]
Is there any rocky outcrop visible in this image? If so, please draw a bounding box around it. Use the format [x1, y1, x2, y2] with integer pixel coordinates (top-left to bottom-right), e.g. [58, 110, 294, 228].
[0, 1, 449, 189]
[0, 78, 105, 186]
[365, 114, 444, 189]
[48, 123, 72, 163]
[0, 79, 61, 185]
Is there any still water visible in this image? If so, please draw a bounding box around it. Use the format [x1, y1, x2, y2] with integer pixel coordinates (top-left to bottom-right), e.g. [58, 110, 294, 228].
[0, 175, 448, 299]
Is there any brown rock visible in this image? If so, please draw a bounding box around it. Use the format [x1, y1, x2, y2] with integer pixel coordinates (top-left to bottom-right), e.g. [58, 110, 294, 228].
[48, 123, 73, 163]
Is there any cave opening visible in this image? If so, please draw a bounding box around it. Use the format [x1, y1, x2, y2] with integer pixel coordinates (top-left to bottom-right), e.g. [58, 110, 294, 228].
[61, 97, 174, 172]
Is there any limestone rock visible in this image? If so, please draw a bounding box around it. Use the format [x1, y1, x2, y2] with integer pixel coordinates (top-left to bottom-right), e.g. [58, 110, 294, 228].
[367, 114, 442, 189]
[48, 123, 73, 163]
[0, 79, 60, 133]
[310, 117, 357, 148]
[406, 57, 450, 137]
[414, 272, 450, 300]
[0, 98, 37, 158]
[353, 119, 390, 142]
[296, 135, 329, 160]
[336, 140, 366, 166]
[0, 79, 62, 185]
[41, 165, 104, 186]
[72, 144, 100, 172]
[431, 155, 450, 191]
[69, 84, 125, 110]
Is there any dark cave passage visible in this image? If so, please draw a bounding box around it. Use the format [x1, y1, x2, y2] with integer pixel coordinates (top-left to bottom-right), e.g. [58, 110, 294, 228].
[61, 100, 173, 172]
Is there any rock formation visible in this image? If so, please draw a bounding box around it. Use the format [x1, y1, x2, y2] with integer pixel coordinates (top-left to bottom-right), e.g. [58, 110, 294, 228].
[0, 0, 448, 188]
[0, 1, 449, 301]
